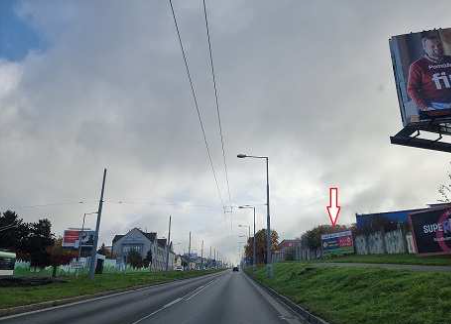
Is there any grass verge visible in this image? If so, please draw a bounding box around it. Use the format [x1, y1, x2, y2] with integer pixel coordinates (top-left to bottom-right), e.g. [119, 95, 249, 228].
[311, 253, 451, 266]
[1, 270, 220, 309]
[247, 262, 451, 324]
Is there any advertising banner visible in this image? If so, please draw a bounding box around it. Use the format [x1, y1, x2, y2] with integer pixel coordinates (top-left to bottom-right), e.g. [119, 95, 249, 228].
[389, 28, 451, 126]
[62, 229, 95, 248]
[409, 207, 451, 255]
[321, 230, 354, 256]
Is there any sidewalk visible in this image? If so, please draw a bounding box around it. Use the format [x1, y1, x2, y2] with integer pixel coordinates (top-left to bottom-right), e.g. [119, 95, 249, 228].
[312, 262, 451, 272]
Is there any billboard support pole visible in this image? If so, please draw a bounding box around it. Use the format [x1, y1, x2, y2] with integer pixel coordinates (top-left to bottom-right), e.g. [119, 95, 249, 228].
[89, 168, 107, 280]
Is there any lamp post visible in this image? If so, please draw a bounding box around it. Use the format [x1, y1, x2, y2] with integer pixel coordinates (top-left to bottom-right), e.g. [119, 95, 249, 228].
[237, 153, 273, 278]
[239, 205, 256, 272]
[78, 212, 98, 261]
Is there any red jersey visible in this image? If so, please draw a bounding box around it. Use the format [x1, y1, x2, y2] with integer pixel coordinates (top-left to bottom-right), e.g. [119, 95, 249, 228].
[407, 56, 451, 110]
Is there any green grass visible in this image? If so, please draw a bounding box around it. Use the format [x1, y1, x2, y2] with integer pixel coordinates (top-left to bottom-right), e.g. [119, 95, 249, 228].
[248, 262, 451, 324]
[0, 270, 220, 309]
[312, 253, 451, 266]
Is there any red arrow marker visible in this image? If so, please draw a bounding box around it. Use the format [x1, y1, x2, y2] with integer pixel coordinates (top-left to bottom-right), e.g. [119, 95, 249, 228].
[327, 187, 341, 227]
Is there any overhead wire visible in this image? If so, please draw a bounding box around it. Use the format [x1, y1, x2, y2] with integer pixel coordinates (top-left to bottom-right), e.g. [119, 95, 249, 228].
[168, 0, 225, 209]
[202, 0, 232, 208]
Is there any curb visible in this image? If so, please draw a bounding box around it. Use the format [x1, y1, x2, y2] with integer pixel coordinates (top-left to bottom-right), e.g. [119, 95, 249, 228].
[244, 271, 331, 324]
[0, 271, 224, 318]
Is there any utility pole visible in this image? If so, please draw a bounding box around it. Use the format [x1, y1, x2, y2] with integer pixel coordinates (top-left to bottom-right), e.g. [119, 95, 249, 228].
[89, 168, 107, 280]
[165, 215, 172, 271]
[188, 231, 192, 270]
[201, 240, 204, 270]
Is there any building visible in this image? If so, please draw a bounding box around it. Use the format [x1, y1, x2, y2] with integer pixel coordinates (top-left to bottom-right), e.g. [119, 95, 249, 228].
[274, 239, 301, 262]
[112, 228, 175, 271]
[355, 208, 427, 230]
[156, 238, 176, 271]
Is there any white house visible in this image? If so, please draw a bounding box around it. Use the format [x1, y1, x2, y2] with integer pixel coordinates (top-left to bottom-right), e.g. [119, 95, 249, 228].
[112, 228, 175, 271]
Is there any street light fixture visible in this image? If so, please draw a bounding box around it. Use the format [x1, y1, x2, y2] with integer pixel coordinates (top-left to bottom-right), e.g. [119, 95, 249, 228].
[237, 153, 273, 278]
[239, 205, 257, 272]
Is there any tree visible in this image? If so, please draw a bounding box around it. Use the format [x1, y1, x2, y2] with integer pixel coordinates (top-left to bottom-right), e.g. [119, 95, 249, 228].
[127, 250, 144, 269]
[0, 210, 30, 254]
[0, 211, 56, 267]
[26, 219, 55, 269]
[47, 238, 76, 277]
[245, 229, 278, 264]
[143, 250, 152, 268]
[98, 243, 113, 259]
[301, 224, 349, 250]
[439, 163, 451, 203]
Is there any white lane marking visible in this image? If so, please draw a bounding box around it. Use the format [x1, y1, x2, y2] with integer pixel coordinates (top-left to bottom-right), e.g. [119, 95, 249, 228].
[130, 297, 182, 324]
[129, 275, 224, 324]
[184, 278, 219, 301]
[243, 274, 302, 324]
[0, 272, 226, 322]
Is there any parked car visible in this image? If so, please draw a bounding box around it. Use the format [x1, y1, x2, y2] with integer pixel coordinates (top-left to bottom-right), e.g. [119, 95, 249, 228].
[174, 266, 183, 271]
[232, 266, 239, 272]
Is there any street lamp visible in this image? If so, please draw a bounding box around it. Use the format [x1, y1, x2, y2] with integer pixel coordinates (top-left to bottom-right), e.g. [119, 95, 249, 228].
[237, 153, 273, 278]
[239, 205, 256, 272]
[78, 212, 98, 261]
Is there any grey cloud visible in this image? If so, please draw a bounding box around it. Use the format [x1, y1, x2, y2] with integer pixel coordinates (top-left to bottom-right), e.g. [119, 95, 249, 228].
[2, 0, 451, 263]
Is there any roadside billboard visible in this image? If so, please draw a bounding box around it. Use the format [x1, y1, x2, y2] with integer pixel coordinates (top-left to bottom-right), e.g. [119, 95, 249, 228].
[62, 229, 95, 248]
[321, 230, 354, 256]
[389, 28, 451, 126]
[409, 207, 451, 255]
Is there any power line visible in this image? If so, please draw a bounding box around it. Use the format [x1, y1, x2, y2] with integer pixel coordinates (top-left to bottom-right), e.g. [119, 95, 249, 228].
[202, 0, 232, 208]
[3, 201, 92, 209]
[168, 0, 225, 208]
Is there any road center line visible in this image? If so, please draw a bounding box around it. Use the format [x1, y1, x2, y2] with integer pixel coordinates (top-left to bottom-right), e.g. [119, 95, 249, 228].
[130, 297, 182, 324]
[129, 276, 223, 324]
[185, 277, 219, 301]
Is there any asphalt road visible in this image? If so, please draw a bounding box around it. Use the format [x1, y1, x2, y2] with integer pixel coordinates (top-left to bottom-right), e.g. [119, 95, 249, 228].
[1, 271, 303, 324]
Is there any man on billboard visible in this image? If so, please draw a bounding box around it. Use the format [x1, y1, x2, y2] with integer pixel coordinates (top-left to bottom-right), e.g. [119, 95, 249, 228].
[407, 33, 451, 120]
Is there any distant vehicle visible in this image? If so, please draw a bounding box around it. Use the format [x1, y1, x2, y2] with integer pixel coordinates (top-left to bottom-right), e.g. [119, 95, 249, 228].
[232, 266, 239, 272]
[174, 266, 183, 271]
[0, 251, 16, 276]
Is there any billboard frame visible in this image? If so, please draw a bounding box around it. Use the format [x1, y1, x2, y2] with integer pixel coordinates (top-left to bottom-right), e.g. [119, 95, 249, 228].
[389, 28, 451, 152]
[390, 122, 451, 153]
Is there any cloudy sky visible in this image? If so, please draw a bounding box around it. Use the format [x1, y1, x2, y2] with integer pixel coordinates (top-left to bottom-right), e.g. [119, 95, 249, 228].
[2, 0, 451, 263]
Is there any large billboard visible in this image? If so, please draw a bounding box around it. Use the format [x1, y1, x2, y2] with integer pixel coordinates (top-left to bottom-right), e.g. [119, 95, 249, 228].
[62, 229, 95, 248]
[390, 28, 451, 126]
[409, 207, 451, 255]
[321, 230, 354, 256]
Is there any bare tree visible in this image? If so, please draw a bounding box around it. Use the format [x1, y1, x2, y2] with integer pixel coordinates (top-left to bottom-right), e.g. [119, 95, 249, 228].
[438, 163, 451, 203]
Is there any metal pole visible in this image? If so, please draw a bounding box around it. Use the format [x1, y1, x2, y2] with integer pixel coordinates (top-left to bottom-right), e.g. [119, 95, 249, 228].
[89, 168, 107, 280]
[188, 232, 191, 257]
[188, 232, 191, 270]
[265, 157, 273, 278]
[201, 240, 204, 270]
[165, 215, 172, 271]
[253, 207, 256, 272]
[78, 213, 87, 261]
